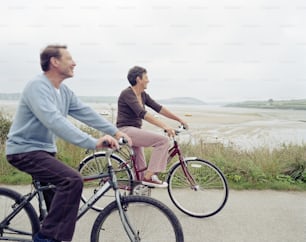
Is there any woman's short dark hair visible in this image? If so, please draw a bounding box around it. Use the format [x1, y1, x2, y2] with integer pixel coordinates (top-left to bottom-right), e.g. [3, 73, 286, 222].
[40, 45, 67, 71]
[127, 66, 147, 86]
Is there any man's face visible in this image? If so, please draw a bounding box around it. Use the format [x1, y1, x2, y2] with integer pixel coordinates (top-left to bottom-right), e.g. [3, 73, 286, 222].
[54, 49, 76, 78]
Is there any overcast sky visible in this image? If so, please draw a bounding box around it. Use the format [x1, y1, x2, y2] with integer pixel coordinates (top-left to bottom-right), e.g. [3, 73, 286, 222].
[0, 0, 305, 102]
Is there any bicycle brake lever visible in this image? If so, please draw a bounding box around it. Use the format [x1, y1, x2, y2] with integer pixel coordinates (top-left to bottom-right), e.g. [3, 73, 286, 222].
[118, 136, 128, 145]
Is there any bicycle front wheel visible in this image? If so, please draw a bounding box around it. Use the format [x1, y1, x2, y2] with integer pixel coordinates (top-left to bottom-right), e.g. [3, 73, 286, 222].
[79, 152, 134, 212]
[91, 195, 184, 242]
[0, 187, 40, 241]
[167, 158, 228, 218]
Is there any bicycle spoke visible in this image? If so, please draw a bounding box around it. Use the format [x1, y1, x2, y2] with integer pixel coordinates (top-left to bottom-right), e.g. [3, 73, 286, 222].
[79, 153, 133, 212]
[167, 159, 228, 218]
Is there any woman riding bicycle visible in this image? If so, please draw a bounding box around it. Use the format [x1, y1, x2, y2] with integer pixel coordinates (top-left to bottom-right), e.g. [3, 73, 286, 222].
[116, 66, 188, 188]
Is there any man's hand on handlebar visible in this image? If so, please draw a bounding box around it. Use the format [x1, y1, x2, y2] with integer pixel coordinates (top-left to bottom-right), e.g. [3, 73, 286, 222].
[96, 135, 119, 150]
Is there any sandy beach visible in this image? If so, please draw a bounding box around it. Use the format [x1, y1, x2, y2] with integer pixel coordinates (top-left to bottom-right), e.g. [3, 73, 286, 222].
[1, 100, 306, 150]
[159, 104, 306, 150]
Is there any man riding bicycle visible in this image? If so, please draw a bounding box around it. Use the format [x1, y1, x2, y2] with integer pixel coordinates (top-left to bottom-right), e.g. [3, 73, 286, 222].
[6, 45, 131, 242]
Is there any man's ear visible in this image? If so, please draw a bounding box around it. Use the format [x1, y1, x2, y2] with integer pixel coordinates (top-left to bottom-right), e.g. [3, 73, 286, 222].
[50, 57, 59, 68]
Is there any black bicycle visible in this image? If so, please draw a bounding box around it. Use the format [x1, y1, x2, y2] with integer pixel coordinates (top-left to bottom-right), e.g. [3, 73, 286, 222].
[0, 140, 184, 242]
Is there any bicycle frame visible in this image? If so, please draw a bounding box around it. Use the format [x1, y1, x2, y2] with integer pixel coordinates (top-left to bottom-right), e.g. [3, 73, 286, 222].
[1, 148, 139, 242]
[0, 174, 112, 233]
[130, 134, 198, 189]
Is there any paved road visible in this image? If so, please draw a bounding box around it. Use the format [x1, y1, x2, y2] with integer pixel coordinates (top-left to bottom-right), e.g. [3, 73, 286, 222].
[2, 185, 306, 242]
[76, 189, 306, 242]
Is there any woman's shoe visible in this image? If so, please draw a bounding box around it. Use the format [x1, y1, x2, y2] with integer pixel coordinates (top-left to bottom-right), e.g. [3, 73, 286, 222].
[142, 175, 168, 188]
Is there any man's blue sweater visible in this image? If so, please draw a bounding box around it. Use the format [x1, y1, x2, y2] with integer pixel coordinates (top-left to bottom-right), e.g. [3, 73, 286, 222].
[6, 74, 117, 155]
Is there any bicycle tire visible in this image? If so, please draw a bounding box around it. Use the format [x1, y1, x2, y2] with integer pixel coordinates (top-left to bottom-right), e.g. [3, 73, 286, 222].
[90, 195, 184, 242]
[78, 152, 134, 212]
[0, 187, 40, 241]
[167, 158, 229, 218]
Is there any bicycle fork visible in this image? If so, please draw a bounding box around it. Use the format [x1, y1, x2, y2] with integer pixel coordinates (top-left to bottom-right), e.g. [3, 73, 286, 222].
[168, 141, 199, 191]
[115, 190, 140, 242]
[109, 163, 139, 242]
[179, 157, 199, 191]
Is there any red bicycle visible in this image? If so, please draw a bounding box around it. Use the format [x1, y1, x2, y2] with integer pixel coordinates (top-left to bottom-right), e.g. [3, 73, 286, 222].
[79, 126, 229, 218]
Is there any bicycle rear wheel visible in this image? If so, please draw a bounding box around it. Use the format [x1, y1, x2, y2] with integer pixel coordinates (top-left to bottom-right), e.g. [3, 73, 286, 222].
[78, 152, 134, 212]
[91, 195, 184, 242]
[167, 158, 228, 218]
[0, 187, 40, 241]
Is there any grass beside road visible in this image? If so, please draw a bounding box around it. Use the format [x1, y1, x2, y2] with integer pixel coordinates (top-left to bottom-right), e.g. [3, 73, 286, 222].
[179, 141, 306, 190]
[1, 138, 305, 191]
[1, 110, 305, 190]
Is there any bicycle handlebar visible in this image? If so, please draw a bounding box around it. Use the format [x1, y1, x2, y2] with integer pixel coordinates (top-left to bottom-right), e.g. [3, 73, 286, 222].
[101, 136, 128, 150]
[164, 125, 188, 135]
[85, 137, 130, 154]
[177, 124, 188, 133]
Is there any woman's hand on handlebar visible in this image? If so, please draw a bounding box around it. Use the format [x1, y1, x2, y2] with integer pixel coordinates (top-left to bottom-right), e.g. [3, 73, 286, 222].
[180, 120, 189, 130]
[164, 127, 176, 137]
[96, 135, 119, 150]
[114, 131, 132, 146]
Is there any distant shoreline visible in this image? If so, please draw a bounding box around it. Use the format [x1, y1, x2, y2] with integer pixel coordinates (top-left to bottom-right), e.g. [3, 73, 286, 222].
[0, 93, 306, 110]
[226, 99, 306, 110]
[1, 100, 306, 150]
